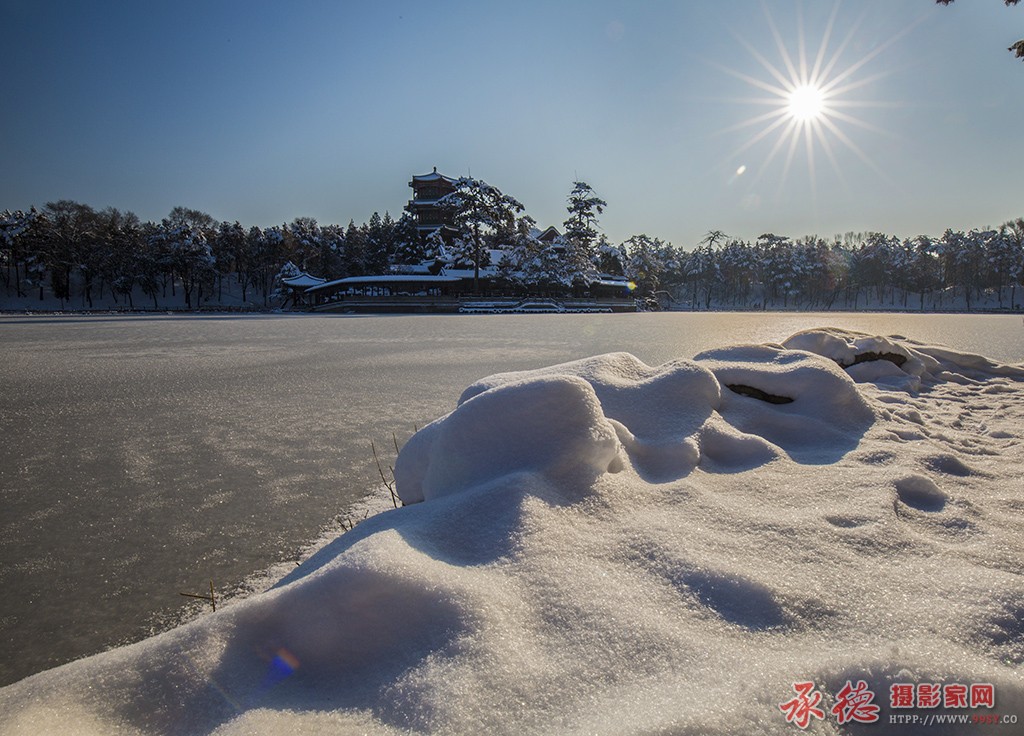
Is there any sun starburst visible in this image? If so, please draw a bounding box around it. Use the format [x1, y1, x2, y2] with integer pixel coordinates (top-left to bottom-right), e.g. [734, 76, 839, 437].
[711, 1, 914, 200]
[788, 84, 825, 121]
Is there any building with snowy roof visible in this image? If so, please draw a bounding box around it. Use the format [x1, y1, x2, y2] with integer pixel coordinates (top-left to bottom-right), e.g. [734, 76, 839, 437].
[536, 225, 561, 244]
[293, 170, 636, 313]
[406, 167, 458, 242]
[303, 266, 635, 313]
[278, 267, 327, 307]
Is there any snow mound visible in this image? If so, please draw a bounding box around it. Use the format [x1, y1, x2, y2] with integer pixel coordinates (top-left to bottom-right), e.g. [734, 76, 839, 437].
[454, 352, 721, 484]
[693, 343, 876, 464]
[3, 329, 1024, 735]
[784, 326, 1024, 392]
[399, 346, 876, 492]
[394, 374, 621, 503]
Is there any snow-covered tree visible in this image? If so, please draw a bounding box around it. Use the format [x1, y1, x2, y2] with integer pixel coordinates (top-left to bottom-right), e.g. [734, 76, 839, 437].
[285, 216, 322, 273]
[937, 229, 985, 309]
[95, 207, 143, 307]
[981, 228, 1016, 307]
[342, 220, 366, 277]
[37, 200, 98, 306]
[682, 244, 717, 309]
[716, 239, 758, 305]
[212, 221, 248, 301]
[498, 232, 545, 289]
[319, 224, 346, 279]
[497, 217, 592, 294]
[135, 223, 164, 309]
[0, 208, 40, 298]
[999, 218, 1024, 308]
[849, 232, 899, 305]
[623, 234, 668, 295]
[390, 213, 425, 266]
[594, 234, 626, 276]
[563, 181, 607, 259]
[364, 211, 396, 275]
[755, 233, 796, 307]
[271, 260, 303, 302]
[152, 212, 215, 309]
[422, 228, 447, 265]
[436, 177, 524, 293]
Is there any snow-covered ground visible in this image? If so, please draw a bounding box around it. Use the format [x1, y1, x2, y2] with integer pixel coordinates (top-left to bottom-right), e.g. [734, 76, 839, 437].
[2, 327, 1023, 735]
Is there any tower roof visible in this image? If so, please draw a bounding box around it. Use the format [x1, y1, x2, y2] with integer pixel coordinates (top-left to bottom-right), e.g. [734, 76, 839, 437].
[411, 166, 457, 184]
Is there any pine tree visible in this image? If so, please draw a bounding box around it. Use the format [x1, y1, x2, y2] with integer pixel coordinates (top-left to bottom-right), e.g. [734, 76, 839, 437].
[436, 177, 524, 293]
[154, 212, 215, 309]
[212, 221, 247, 302]
[319, 224, 345, 278]
[563, 181, 607, 260]
[96, 207, 142, 307]
[999, 218, 1024, 308]
[594, 234, 626, 276]
[623, 234, 668, 295]
[343, 220, 367, 277]
[364, 212, 391, 274]
[391, 213, 427, 265]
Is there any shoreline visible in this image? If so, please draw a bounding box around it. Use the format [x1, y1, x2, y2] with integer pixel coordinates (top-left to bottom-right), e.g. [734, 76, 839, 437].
[3, 305, 1023, 316]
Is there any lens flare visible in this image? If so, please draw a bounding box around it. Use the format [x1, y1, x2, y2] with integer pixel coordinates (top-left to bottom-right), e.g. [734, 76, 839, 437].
[261, 647, 301, 689]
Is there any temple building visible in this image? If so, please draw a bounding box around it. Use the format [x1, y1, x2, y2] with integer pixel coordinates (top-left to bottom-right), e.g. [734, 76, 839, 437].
[406, 167, 458, 241]
[297, 168, 637, 312]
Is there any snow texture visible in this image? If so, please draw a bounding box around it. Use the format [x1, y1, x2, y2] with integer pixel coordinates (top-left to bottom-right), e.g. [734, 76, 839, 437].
[3, 327, 1024, 735]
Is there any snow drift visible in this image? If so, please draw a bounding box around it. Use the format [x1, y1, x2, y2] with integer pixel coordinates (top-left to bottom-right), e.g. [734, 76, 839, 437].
[3, 328, 1024, 735]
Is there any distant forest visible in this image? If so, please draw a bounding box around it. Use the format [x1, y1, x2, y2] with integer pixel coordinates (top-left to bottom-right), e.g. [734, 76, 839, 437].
[2, 192, 1023, 311]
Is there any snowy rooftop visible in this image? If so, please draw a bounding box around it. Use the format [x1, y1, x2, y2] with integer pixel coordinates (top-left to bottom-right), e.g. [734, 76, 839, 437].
[439, 266, 499, 279]
[281, 273, 327, 289]
[410, 170, 457, 184]
[305, 274, 463, 292]
[4, 328, 1024, 734]
[389, 263, 435, 275]
[590, 278, 633, 288]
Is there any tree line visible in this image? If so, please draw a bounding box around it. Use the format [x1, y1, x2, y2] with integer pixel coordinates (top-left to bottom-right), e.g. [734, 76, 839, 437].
[0, 203, 419, 309]
[612, 224, 1024, 311]
[2, 185, 1023, 311]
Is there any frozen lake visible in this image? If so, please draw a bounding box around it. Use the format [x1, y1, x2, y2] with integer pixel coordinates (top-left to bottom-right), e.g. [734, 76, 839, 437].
[3, 311, 1024, 686]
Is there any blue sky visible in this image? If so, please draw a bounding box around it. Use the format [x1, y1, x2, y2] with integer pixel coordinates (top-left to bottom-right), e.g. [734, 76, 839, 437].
[2, 0, 1021, 248]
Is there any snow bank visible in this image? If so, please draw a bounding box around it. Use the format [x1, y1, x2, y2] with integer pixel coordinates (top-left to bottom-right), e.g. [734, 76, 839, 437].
[3, 328, 1024, 735]
[783, 326, 1024, 391]
[394, 373, 621, 503]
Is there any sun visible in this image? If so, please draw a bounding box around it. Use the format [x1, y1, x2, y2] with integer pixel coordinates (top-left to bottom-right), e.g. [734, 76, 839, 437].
[710, 3, 907, 195]
[787, 83, 825, 122]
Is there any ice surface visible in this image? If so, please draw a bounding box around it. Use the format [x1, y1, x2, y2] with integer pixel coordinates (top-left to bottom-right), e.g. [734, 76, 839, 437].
[3, 328, 1024, 735]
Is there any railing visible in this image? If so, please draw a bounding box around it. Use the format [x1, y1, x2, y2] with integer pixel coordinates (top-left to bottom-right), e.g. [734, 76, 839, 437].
[314, 295, 461, 313]
[313, 294, 636, 314]
[459, 297, 632, 314]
